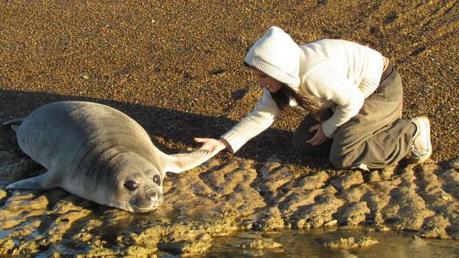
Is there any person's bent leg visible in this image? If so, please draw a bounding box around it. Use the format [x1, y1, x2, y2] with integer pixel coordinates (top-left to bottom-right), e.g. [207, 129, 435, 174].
[293, 110, 332, 157]
[329, 66, 416, 169]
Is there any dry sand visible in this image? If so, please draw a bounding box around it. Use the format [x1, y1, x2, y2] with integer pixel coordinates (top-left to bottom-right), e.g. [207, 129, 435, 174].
[0, 0, 458, 256]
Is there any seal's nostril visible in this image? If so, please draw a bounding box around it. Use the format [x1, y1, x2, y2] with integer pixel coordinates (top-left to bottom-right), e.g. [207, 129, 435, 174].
[149, 192, 158, 201]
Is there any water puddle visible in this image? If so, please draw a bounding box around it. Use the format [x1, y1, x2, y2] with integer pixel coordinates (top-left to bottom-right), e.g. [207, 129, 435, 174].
[206, 229, 459, 258]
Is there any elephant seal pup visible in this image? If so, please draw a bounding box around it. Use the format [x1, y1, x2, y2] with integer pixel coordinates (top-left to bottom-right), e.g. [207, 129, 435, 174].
[4, 101, 211, 213]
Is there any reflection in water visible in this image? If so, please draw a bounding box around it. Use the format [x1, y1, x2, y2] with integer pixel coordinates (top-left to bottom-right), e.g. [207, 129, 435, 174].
[206, 229, 459, 258]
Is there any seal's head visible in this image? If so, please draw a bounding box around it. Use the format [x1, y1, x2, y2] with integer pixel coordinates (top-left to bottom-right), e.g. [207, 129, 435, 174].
[100, 152, 165, 213]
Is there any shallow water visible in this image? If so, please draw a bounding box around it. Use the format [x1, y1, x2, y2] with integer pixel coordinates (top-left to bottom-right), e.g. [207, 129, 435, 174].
[8, 226, 459, 257]
[206, 229, 459, 258]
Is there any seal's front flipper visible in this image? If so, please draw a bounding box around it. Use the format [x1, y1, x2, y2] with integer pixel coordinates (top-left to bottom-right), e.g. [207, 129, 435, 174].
[2, 118, 23, 132]
[165, 150, 211, 174]
[6, 171, 56, 190]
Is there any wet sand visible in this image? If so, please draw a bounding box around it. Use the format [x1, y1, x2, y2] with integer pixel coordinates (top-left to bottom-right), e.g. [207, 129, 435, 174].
[1, 0, 458, 256]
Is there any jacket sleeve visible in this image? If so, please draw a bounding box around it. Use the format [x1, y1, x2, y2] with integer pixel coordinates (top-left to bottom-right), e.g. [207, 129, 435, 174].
[221, 88, 280, 153]
[305, 62, 365, 137]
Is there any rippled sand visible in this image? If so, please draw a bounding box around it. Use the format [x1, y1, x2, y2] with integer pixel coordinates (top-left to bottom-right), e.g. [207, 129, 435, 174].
[1, 152, 458, 256]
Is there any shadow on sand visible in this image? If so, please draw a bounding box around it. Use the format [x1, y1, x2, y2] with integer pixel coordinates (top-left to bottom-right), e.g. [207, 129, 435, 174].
[0, 89, 331, 169]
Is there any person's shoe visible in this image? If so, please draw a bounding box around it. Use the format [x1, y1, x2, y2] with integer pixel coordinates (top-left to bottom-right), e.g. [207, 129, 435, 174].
[409, 116, 432, 163]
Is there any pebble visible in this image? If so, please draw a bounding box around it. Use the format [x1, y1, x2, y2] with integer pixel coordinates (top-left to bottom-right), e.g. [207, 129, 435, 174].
[0, 189, 7, 200]
[324, 220, 338, 227]
[320, 236, 379, 249]
[449, 157, 459, 169]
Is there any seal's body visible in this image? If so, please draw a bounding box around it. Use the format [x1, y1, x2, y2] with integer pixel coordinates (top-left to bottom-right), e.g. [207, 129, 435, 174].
[5, 101, 209, 213]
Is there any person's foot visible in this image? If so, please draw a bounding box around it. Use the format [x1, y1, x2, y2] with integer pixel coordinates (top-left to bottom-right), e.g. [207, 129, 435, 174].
[409, 116, 432, 163]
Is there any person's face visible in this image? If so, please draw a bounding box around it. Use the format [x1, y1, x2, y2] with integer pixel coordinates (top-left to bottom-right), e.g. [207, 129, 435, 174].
[250, 68, 283, 93]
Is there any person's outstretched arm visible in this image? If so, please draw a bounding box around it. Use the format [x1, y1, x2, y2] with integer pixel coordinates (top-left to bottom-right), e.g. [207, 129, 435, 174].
[195, 88, 280, 156]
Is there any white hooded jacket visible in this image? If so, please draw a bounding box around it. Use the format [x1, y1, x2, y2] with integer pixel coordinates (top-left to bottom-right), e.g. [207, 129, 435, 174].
[221, 26, 384, 153]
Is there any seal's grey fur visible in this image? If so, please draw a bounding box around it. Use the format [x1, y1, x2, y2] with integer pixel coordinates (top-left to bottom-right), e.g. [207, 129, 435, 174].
[4, 101, 210, 212]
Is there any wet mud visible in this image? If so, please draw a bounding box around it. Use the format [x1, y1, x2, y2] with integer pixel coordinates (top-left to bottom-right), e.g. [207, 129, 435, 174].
[0, 0, 458, 256]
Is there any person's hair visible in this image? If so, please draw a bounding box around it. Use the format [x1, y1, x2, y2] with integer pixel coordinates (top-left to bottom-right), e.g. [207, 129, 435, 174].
[269, 87, 290, 109]
[273, 84, 325, 120]
[243, 62, 325, 120]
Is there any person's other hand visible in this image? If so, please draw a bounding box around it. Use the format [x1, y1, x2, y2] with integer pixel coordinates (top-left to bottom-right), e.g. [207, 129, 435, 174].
[194, 137, 227, 157]
[306, 123, 327, 145]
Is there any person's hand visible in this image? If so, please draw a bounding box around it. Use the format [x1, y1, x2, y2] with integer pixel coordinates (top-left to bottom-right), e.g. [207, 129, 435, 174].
[194, 137, 227, 157]
[306, 123, 327, 146]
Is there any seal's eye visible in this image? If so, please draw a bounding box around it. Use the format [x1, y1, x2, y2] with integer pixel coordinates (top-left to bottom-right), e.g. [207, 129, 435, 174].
[123, 180, 138, 191]
[153, 175, 161, 185]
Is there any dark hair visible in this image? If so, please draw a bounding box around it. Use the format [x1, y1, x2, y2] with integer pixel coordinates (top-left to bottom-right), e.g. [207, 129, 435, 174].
[270, 86, 290, 110]
[272, 84, 325, 121]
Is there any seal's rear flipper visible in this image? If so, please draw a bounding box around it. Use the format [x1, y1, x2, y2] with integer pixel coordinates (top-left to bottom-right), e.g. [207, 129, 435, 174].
[165, 150, 211, 173]
[2, 119, 23, 132]
[6, 171, 56, 190]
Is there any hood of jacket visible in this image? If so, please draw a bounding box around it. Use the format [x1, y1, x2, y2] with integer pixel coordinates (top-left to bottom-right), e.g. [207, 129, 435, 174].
[244, 26, 302, 91]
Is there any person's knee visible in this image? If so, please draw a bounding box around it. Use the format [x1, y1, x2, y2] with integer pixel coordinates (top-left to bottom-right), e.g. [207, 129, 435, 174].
[292, 131, 306, 151]
[293, 112, 333, 156]
[292, 134, 331, 156]
[292, 121, 314, 151]
[329, 154, 346, 169]
[329, 149, 352, 169]
[292, 133, 313, 155]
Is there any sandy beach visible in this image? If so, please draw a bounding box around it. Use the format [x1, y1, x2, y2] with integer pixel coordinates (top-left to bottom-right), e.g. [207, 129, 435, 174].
[0, 0, 458, 256]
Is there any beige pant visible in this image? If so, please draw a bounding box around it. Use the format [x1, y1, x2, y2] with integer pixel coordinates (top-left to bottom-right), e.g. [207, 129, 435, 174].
[293, 64, 416, 169]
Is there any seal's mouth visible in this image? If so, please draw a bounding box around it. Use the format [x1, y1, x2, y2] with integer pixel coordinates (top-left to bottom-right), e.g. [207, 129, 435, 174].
[129, 192, 164, 213]
[131, 202, 161, 213]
